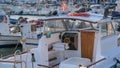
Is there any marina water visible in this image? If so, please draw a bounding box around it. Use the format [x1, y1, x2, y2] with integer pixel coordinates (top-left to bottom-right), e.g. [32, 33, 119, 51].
[0, 44, 22, 58]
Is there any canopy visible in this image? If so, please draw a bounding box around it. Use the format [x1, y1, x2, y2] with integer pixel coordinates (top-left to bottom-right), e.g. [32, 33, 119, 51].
[40, 13, 111, 24]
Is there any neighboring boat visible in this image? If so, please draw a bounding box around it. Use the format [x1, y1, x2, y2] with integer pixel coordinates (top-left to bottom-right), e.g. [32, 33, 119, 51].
[0, 13, 120, 68]
[0, 10, 21, 46]
[89, 4, 103, 14]
[19, 19, 44, 50]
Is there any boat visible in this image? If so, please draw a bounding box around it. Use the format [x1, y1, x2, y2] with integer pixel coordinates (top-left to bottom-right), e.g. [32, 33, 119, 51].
[89, 4, 103, 14]
[18, 19, 44, 50]
[0, 13, 120, 68]
[0, 10, 21, 46]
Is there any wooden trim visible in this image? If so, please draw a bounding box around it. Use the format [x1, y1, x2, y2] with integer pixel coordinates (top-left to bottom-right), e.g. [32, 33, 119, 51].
[0, 60, 22, 63]
[48, 41, 60, 51]
[38, 63, 59, 68]
[48, 47, 53, 51]
[49, 57, 57, 62]
[81, 31, 95, 61]
[51, 63, 59, 67]
[37, 64, 51, 68]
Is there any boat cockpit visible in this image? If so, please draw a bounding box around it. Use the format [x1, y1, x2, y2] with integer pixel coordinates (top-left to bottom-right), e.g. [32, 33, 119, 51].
[36, 15, 120, 68]
[1, 14, 120, 68]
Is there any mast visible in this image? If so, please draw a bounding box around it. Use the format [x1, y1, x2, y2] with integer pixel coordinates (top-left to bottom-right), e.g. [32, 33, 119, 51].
[37, 0, 41, 11]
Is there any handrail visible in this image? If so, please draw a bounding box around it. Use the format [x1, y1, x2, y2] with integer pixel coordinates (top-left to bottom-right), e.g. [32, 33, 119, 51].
[14, 50, 27, 68]
[37, 64, 52, 68]
[51, 63, 59, 67]
[38, 63, 59, 68]
[49, 57, 57, 62]
[0, 60, 22, 63]
[0, 50, 29, 68]
[14, 50, 23, 68]
[86, 58, 106, 68]
[0, 60, 26, 68]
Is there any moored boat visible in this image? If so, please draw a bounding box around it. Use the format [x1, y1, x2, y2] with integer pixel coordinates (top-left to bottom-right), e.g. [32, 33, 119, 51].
[18, 19, 44, 50]
[0, 13, 120, 68]
[0, 10, 21, 46]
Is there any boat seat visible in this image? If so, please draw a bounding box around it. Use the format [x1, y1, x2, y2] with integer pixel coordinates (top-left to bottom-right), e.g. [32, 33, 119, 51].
[59, 57, 91, 68]
[52, 43, 69, 51]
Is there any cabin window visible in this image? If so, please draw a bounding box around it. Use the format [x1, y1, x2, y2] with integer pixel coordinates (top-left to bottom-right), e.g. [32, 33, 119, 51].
[44, 20, 65, 33]
[65, 20, 91, 30]
[101, 22, 114, 37]
[31, 25, 36, 32]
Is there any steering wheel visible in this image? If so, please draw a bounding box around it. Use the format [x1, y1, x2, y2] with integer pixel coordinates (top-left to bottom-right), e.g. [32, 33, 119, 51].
[63, 37, 71, 44]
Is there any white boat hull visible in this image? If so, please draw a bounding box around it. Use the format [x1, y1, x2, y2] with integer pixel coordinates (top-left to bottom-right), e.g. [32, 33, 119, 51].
[0, 35, 21, 46]
[22, 38, 38, 51]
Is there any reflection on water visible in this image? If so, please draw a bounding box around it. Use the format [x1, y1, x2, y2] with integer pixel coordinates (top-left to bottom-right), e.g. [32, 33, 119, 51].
[0, 44, 22, 58]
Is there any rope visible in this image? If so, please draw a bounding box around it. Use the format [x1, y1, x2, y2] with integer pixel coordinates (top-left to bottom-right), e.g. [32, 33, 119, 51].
[12, 38, 22, 53]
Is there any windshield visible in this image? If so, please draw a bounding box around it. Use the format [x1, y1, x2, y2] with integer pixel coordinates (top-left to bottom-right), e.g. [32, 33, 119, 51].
[44, 19, 97, 33]
[44, 20, 66, 33]
[65, 20, 92, 30]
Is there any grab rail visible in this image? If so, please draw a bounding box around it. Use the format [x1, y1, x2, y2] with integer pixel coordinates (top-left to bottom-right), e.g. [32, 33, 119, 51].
[1, 50, 29, 59]
[0, 50, 29, 68]
[86, 58, 106, 68]
[0, 60, 26, 68]
[37, 64, 52, 68]
[14, 50, 23, 68]
[37, 63, 59, 68]
[14, 50, 27, 68]
[0, 60, 22, 63]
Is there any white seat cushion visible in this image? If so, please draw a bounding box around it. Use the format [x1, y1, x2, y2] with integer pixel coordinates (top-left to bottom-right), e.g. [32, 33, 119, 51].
[53, 43, 68, 51]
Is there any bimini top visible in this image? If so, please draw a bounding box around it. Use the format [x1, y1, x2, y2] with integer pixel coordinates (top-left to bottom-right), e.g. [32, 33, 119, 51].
[40, 13, 111, 24]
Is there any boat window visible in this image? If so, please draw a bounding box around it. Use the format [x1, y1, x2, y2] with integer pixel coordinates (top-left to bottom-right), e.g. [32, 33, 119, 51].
[101, 22, 114, 37]
[10, 19, 18, 24]
[44, 20, 66, 33]
[65, 20, 92, 30]
[31, 25, 36, 32]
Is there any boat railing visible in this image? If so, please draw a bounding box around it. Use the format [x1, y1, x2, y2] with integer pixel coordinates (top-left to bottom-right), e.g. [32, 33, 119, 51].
[0, 50, 27, 68]
[86, 58, 106, 68]
[0, 60, 26, 68]
[1, 50, 29, 59]
[37, 64, 52, 68]
[14, 50, 23, 68]
[37, 63, 59, 68]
